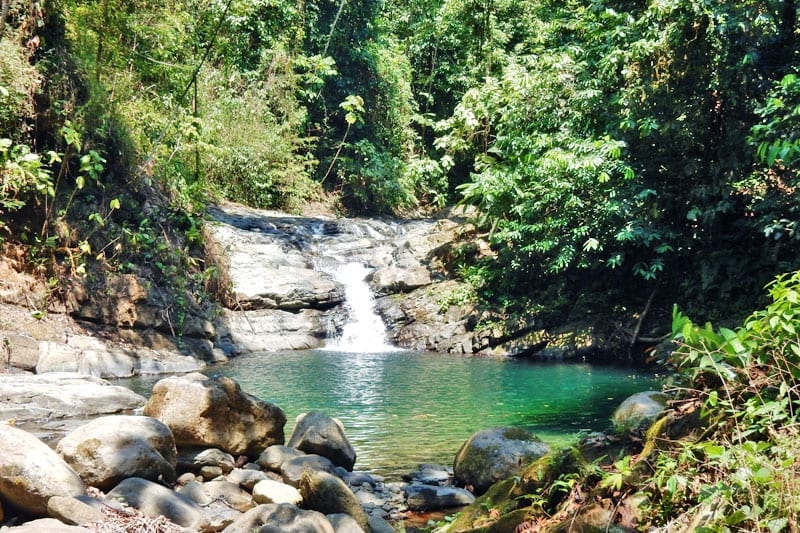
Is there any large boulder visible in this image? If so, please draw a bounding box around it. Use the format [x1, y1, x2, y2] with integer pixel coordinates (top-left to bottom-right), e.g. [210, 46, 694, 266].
[453, 427, 550, 494]
[106, 477, 209, 531]
[298, 469, 370, 532]
[0, 424, 85, 516]
[612, 391, 668, 433]
[56, 415, 177, 490]
[143, 373, 286, 456]
[0, 373, 145, 422]
[287, 411, 356, 471]
[222, 503, 334, 533]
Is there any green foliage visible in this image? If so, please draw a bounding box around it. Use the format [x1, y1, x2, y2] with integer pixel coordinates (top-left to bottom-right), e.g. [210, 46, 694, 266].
[645, 272, 800, 530]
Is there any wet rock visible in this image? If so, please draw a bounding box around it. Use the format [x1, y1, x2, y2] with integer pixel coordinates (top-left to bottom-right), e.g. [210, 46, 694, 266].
[404, 463, 452, 486]
[612, 391, 668, 433]
[144, 373, 286, 456]
[252, 479, 303, 505]
[0, 424, 85, 516]
[453, 427, 550, 494]
[368, 515, 397, 533]
[106, 477, 209, 531]
[298, 469, 370, 532]
[287, 411, 356, 471]
[221, 503, 334, 533]
[405, 484, 476, 511]
[0, 373, 144, 422]
[56, 415, 177, 490]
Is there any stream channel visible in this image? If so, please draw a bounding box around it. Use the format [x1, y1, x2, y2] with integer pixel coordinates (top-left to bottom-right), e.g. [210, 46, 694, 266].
[123, 258, 660, 477]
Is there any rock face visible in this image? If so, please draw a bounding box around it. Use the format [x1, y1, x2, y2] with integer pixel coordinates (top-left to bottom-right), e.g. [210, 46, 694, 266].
[453, 427, 550, 494]
[56, 415, 177, 490]
[143, 373, 286, 456]
[205, 203, 547, 356]
[0, 424, 85, 516]
[612, 391, 668, 433]
[287, 411, 356, 471]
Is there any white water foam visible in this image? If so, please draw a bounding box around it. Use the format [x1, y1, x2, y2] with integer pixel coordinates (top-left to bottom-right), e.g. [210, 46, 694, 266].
[324, 262, 397, 353]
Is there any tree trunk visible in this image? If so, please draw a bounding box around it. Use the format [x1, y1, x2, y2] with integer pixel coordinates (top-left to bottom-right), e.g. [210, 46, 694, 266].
[0, 0, 10, 40]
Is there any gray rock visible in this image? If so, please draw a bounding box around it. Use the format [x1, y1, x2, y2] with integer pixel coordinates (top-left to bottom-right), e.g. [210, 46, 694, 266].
[368, 515, 396, 533]
[405, 463, 452, 486]
[612, 391, 668, 433]
[178, 447, 236, 475]
[257, 445, 304, 472]
[252, 479, 303, 505]
[0, 424, 85, 516]
[298, 469, 370, 532]
[179, 480, 254, 512]
[222, 503, 334, 533]
[0, 372, 145, 422]
[106, 477, 209, 531]
[453, 427, 550, 494]
[327, 512, 366, 533]
[405, 484, 476, 511]
[46, 496, 104, 526]
[226, 468, 270, 491]
[220, 308, 328, 353]
[56, 415, 177, 490]
[370, 261, 431, 294]
[280, 454, 336, 487]
[287, 411, 356, 471]
[143, 373, 286, 456]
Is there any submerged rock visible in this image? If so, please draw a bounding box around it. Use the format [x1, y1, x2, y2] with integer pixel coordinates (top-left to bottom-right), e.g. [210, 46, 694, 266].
[453, 427, 550, 494]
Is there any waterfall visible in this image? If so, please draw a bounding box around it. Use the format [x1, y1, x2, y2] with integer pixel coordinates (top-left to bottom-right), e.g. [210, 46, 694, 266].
[323, 262, 397, 353]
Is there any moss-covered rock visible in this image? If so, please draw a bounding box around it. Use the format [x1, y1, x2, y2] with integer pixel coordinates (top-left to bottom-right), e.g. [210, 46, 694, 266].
[453, 427, 549, 494]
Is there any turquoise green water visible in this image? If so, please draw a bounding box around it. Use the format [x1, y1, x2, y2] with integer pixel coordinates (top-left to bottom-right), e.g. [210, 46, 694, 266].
[187, 350, 660, 476]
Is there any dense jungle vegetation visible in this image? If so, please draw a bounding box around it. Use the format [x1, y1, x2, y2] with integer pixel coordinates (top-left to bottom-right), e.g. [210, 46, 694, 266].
[1, 0, 799, 346]
[2, 1, 799, 530]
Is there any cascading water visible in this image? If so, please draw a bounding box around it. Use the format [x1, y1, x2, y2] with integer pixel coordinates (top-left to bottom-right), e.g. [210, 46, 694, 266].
[322, 262, 397, 353]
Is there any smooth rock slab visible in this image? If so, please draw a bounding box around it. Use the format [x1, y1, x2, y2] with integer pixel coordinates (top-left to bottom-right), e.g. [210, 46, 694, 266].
[0, 424, 85, 516]
[144, 373, 286, 456]
[257, 445, 304, 472]
[56, 415, 177, 490]
[106, 477, 209, 531]
[405, 484, 476, 511]
[46, 496, 104, 526]
[0, 518, 91, 532]
[0, 372, 145, 422]
[226, 468, 270, 491]
[221, 503, 334, 533]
